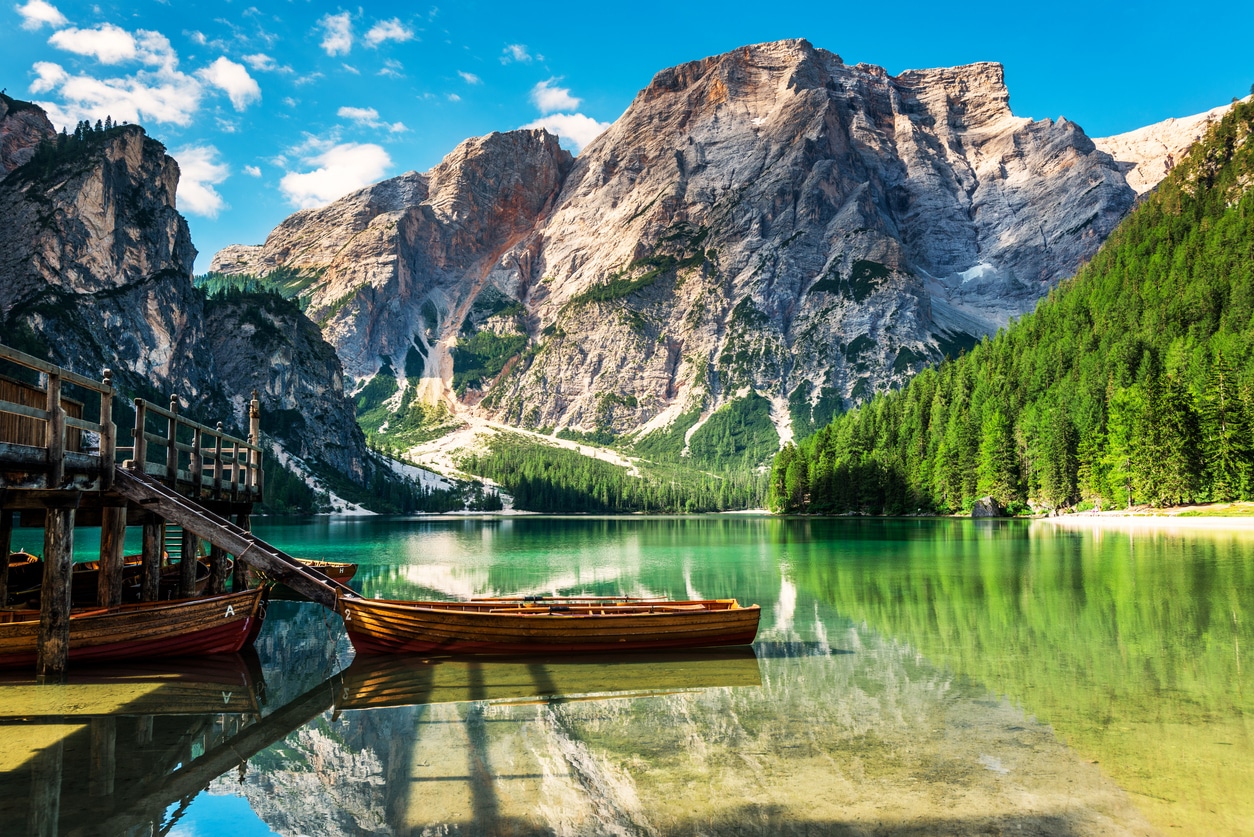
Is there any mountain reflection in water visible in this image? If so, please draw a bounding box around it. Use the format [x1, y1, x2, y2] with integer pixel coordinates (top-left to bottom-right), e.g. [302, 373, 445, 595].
[4, 516, 1247, 835]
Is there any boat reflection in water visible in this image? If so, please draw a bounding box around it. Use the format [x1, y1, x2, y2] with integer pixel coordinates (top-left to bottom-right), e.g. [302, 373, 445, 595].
[336, 645, 763, 710]
[0, 646, 763, 836]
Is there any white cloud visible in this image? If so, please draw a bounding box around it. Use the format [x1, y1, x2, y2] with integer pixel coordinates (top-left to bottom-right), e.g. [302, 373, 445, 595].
[364, 18, 413, 46]
[29, 61, 68, 94]
[244, 164, 261, 177]
[501, 43, 531, 64]
[31, 23, 204, 128]
[522, 113, 610, 153]
[530, 78, 580, 114]
[378, 59, 404, 78]
[16, 0, 67, 30]
[32, 61, 204, 128]
[197, 57, 260, 110]
[318, 11, 353, 56]
[341, 63, 360, 75]
[457, 70, 480, 85]
[337, 105, 407, 133]
[173, 144, 229, 217]
[49, 23, 136, 64]
[338, 105, 378, 122]
[242, 53, 286, 72]
[446, 93, 460, 102]
[280, 142, 391, 208]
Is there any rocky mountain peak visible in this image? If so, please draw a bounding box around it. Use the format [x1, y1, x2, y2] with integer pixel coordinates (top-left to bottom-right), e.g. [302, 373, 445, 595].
[214, 40, 1220, 457]
[0, 93, 56, 179]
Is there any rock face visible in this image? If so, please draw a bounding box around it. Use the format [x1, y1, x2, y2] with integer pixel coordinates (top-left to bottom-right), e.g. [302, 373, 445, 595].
[971, 496, 1005, 518]
[213, 40, 1145, 448]
[0, 93, 56, 179]
[1094, 98, 1246, 195]
[0, 100, 369, 485]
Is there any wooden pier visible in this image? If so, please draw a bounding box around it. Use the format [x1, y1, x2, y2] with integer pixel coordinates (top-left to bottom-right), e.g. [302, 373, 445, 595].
[0, 343, 352, 676]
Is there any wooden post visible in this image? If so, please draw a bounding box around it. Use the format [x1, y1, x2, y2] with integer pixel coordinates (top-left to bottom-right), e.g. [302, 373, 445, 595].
[0, 501, 11, 607]
[26, 738, 62, 837]
[36, 497, 77, 678]
[97, 501, 127, 607]
[46, 372, 65, 488]
[99, 369, 115, 490]
[135, 715, 153, 746]
[165, 394, 179, 486]
[232, 512, 251, 591]
[229, 440, 240, 500]
[140, 519, 163, 602]
[207, 542, 228, 595]
[132, 398, 147, 472]
[89, 717, 117, 799]
[249, 391, 263, 500]
[179, 527, 198, 598]
[190, 424, 203, 499]
[213, 422, 224, 500]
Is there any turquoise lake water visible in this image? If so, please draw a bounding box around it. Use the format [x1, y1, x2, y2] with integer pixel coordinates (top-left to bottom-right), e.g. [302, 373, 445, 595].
[3, 515, 1252, 835]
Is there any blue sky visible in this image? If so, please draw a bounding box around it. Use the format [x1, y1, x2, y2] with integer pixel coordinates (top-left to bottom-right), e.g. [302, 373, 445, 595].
[4, 0, 1252, 273]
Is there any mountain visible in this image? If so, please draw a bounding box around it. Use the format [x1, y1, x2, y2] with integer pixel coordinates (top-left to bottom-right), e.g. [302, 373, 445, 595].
[212, 39, 1143, 453]
[1095, 99, 1242, 195]
[0, 97, 372, 500]
[768, 97, 1254, 514]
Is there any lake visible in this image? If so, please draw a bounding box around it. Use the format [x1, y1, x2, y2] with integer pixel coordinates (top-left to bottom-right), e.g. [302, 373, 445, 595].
[3, 515, 1251, 835]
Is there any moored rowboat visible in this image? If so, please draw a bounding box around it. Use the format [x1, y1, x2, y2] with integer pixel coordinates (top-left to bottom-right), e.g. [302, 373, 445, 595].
[0, 587, 268, 669]
[337, 596, 760, 655]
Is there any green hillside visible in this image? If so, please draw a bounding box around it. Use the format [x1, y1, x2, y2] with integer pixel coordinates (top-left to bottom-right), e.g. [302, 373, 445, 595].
[770, 99, 1254, 514]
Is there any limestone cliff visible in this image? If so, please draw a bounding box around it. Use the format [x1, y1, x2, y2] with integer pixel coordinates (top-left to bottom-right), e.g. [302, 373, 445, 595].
[213, 40, 1154, 450]
[0, 93, 56, 179]
[0, 100, 369, 485]
[1095, 97, 1248, 195]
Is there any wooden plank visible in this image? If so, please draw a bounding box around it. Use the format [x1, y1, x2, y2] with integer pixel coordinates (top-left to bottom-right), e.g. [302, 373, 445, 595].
[63, 416, 100, 434]
[0, 344, 111, 394]
[0, 400, 50, 421]
[37, 504, 75, 676]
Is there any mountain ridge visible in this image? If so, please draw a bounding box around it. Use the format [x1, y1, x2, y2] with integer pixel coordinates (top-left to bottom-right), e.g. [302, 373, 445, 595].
[211, 39, 1166, 460]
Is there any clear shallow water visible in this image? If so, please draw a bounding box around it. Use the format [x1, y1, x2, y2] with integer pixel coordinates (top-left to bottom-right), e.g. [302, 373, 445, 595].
[2, 516, 1251, 835]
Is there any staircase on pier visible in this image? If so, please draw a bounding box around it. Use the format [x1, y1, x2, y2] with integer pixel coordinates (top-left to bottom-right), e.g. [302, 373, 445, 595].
[111, 469, 357, 609]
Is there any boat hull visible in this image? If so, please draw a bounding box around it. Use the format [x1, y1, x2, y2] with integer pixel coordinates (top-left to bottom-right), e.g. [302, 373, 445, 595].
[0, 587, 267, 669]
[339, 598, 761, 655]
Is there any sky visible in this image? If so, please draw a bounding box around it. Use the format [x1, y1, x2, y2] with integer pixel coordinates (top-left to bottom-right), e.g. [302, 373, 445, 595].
[3, 0, 1252, 274]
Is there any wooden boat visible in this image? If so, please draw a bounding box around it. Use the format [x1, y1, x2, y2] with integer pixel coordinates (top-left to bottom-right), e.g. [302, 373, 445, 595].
[266, 558, 358, 601]
[300, 559, 358, 583]
[0, 587, 268, 669]
[335, 646, 762, 709]
[337, 595, 761, 655]
[3, 551, 42, 597]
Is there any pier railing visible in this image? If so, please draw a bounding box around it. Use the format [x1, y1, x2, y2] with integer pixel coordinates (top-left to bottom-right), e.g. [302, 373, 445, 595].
[0, 343, 116, 490]
[0, 343, 262, 502]
[118, 394, 263, 502]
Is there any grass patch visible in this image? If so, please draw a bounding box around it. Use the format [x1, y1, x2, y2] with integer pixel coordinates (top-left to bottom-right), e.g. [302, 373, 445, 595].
[451, 331, 527, 395]
[687, 393, 780, 468]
